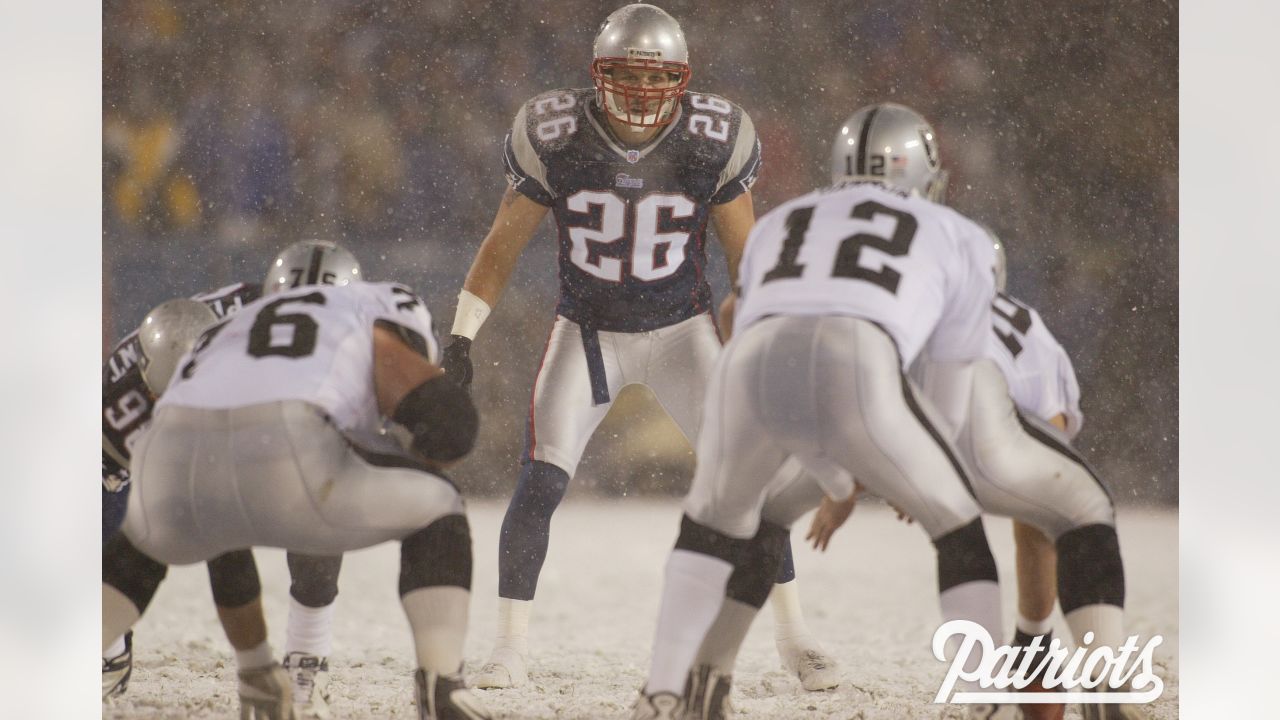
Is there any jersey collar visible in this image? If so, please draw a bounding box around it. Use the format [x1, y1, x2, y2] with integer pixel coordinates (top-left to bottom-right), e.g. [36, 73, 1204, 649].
[586, 101, 684, 163]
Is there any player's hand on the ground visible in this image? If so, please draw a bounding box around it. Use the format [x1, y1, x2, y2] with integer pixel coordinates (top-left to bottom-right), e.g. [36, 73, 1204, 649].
[806, 492, 859, 552]
[441, 335, 474, 389]
[237, 663, 295, 720]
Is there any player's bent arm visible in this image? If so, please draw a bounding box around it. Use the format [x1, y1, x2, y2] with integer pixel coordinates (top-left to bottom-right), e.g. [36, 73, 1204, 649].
[373, 326, 478, 467]
[709, 190, 755, 287]
[459, 186, 549, 317]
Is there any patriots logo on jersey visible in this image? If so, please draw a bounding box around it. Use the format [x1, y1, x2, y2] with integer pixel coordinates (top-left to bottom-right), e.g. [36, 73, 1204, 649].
[615, 173, 644, 189]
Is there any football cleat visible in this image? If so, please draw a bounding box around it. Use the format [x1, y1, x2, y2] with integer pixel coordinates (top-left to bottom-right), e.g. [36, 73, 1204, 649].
[471, 645, 528, 689]
[414, 668, 492, 720]
[282, 651, 331, 719]
[776, 640, 840, 691]
[629, 691, 686, 720]
[237, 662, 296, 720]
[101, 630, 133, 700]
[685, 664, 733, 720]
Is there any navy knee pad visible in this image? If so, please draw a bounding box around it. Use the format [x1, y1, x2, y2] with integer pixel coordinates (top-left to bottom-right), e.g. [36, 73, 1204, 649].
[400, 513, 473, 596]
[1056, 523, 1125, 612]
[498, 460, 571, 600]
[727, 522, 788, 609]
[287, 553, 344, 608]
[102, 486, 129, 542]
[103, 533, 168, 613]
[933, 518, 999, 592]
[206, 550, 262, 608]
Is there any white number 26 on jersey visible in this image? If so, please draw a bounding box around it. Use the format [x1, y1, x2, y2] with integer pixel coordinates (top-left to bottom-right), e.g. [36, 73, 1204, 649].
[566, 190, 695, 282]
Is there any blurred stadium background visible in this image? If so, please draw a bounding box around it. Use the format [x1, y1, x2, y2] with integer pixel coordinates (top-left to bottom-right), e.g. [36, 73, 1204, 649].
[103, 0, 1176, 505]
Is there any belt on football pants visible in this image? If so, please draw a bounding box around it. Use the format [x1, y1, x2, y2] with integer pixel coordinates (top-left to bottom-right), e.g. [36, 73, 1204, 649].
[579, 321, 611, 406]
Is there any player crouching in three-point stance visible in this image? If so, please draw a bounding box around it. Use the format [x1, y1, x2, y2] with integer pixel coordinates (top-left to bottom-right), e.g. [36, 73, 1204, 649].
[102, 242, 373, 718]
[101, 261, 492, 719]
[440, 2, 837, 694]
[806, 105, 1149, 720]
[631, 105, 1005, 719]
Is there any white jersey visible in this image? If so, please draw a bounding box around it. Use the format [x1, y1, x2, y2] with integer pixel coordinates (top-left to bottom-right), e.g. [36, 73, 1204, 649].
[160, 282, 440, 437]
[988, 292, 1084, 438]
[735, 180, 996, 367]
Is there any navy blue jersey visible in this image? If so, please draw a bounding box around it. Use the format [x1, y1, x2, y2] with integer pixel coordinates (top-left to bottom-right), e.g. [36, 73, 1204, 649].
[102, 282, 262, 493]
[504, 87, 761, 332]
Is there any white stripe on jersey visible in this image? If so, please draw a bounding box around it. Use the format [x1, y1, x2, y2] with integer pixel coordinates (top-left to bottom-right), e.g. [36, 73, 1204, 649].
[987, 295, 1084, 438]
[735, 181, 996, 368]
[160, 282, 438, 438]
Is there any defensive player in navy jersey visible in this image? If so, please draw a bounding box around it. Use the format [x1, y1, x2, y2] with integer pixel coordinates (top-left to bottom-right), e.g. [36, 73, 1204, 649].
[102, 242, 363, 718]
[440, 3, 839, 693]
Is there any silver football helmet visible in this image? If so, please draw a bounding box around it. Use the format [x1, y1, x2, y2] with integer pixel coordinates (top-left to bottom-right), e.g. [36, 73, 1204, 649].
[138, 298, 217, 395]
[591, 4, 691, 129]
[830, 102, 949, 202]
[977, 222, 1008, 293]
[987, 226, 1008, 293]
[264, 240, 363, 295]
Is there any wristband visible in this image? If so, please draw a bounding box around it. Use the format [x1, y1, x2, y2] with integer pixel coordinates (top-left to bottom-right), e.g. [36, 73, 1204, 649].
[450, 289, 491, 340]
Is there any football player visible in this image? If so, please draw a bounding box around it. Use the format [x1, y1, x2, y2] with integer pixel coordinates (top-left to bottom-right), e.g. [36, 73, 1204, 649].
[101, 252, 492, 719]
[804, 104, 1149, 720]
[100, 242, 365, 718]
[439, 3, 837, 692]
[631, 105, 1005, 719]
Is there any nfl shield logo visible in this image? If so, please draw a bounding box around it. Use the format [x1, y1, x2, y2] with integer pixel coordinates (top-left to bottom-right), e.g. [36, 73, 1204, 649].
[626, 149, 641, 164]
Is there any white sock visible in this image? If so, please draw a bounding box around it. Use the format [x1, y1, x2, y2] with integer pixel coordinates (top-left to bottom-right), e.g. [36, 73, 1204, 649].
[1065, 603, 1125, 651]
[492, 597, 532, 656]
[103, 584, 140, 653]
[104, 634, 127, 660]
[939, 580, 1003, 691]
[645, 550, 734, 695]
[285, 597, 335, 658]
[1017, 611, 1055, 638]
[695, 598, 758, 673]
[769, 579, 813, 643]
[236, 640, 275, 670]
[402, 586, 470, 673]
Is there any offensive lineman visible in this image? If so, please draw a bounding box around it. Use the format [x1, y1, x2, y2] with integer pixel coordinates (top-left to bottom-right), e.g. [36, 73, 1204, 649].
[103, 249, 492, 718]
[101, 242, 361, 718]
[631, 107, 1005, 718]
[440, 3, 837, 691]
[806, 105, 1148, 720]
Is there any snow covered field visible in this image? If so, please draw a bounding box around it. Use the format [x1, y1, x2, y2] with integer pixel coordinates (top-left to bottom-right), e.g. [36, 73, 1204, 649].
[105, 499, 1178, 719]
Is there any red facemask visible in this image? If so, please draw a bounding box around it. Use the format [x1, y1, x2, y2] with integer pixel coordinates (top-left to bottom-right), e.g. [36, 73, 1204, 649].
[590, 57, 691, 128]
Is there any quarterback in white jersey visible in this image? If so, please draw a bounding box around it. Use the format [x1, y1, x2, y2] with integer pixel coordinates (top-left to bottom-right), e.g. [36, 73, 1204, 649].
[631, 104, 1004, 719]
[102, 270, 494, 719]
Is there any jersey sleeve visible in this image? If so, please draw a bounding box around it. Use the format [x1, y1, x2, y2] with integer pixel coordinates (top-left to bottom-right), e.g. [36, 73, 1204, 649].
[1026, 311, 1085, 438]
[710, 108, 762, 205]
[502, 103, 556, 206]
[368, 283, 441, 364]
[102, 331, 155, 469]
[923, 214, 997, 362]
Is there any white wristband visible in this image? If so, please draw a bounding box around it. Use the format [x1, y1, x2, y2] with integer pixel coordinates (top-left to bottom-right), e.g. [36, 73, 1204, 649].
[450, 289, 492, 340]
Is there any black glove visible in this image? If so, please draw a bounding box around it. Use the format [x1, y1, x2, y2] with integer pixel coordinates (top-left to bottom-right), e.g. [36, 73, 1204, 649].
[440, 335, 474, 389]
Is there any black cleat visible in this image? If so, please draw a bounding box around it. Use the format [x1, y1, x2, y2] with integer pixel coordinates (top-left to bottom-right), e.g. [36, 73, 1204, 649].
[414, 668, 492, 720]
